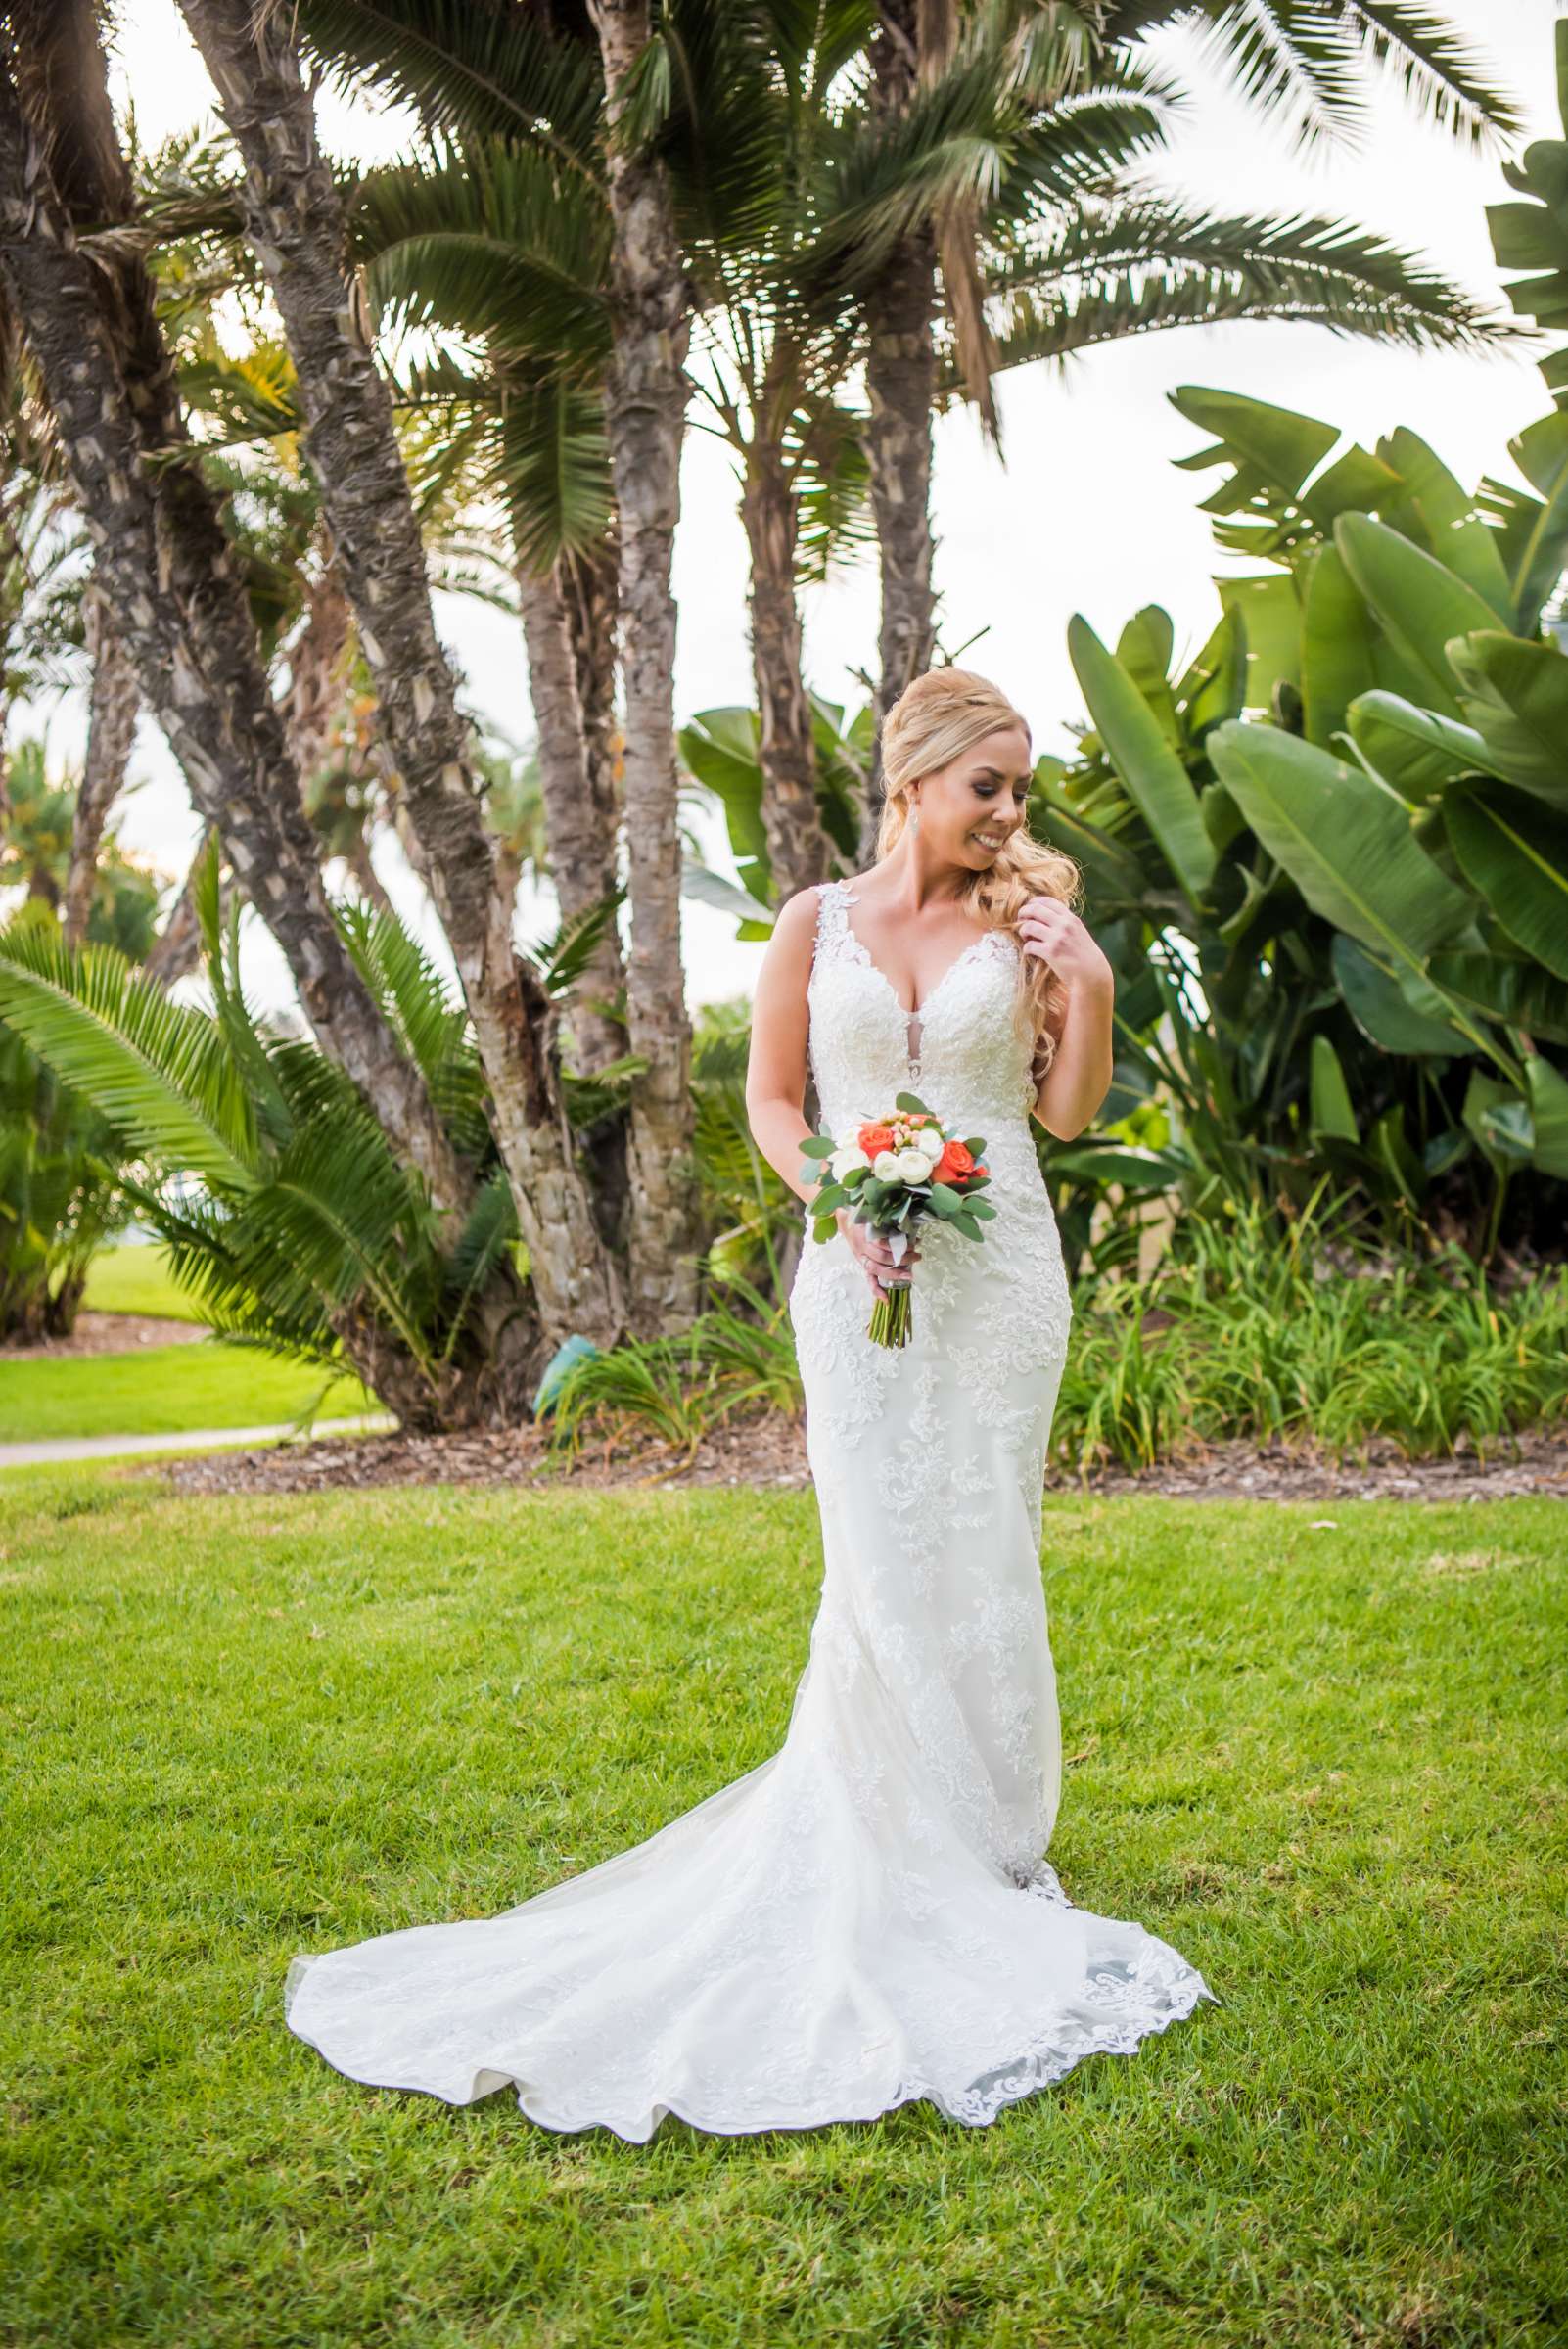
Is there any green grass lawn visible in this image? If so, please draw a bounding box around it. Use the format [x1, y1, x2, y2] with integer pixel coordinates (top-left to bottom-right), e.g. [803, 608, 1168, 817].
[81, 1240, 204, 1324]
[3, 1475, 1563, 2347]
[0, 1343, 376, 1445]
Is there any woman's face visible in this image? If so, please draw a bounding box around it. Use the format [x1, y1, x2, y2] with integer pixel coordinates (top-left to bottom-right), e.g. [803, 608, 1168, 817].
[912, 722, 1034, 871]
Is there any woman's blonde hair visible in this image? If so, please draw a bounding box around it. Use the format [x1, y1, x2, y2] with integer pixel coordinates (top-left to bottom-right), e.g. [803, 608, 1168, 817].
[874, 667, 1082, 1074]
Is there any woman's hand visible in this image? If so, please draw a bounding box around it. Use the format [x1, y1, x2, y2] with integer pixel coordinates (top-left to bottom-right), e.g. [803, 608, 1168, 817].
[1018, 896, 1114, 994]
[835, 1207, 920, 1301]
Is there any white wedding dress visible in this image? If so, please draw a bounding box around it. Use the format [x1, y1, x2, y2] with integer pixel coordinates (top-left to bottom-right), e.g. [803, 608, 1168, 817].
[285, 877, 1217, 2137]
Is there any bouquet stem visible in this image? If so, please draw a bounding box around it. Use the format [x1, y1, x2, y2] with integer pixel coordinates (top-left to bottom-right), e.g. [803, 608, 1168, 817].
[868, 1280, 912, 1349]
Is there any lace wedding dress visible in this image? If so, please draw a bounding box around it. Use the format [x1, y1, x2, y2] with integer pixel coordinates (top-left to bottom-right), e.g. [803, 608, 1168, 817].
[285, 877, 1217, 2137]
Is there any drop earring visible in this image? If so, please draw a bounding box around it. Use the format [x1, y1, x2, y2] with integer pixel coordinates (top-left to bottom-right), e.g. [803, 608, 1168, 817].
[909, 795, 920, 838]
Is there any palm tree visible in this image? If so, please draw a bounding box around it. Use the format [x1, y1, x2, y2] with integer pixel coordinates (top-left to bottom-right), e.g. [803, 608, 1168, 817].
[0, 4, 468, 1223]
[170, 0, 625, 1346]
[347, 133, 631, 1082]
[854, 0, 1522, 841]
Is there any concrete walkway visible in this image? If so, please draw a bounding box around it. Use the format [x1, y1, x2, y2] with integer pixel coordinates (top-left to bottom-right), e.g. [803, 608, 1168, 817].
[0, 1413, 396, 1471]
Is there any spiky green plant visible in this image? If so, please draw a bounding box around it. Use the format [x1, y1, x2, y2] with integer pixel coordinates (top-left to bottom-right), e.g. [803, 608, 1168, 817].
[0, 850, 533, 1427]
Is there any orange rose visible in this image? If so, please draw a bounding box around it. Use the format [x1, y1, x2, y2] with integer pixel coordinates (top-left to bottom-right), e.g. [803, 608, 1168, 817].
[858, 1121, 898, 1157]
[933, 1139, 977, 1183]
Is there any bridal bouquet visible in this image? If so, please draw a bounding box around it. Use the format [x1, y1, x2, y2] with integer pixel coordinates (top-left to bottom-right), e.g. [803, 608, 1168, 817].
[798, 1089, 995, 1347]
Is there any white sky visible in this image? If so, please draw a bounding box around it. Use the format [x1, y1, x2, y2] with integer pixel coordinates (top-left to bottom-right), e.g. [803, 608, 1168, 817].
[41, 0, 1568, 1012]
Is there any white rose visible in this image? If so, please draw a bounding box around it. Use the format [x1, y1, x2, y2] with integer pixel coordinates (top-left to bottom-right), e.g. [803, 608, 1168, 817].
[894, 1146, 932, 1182]
[873, 1150, 901, 1180]
[830, 1143, 869, 1183]
[911, 1125, 945, 1162]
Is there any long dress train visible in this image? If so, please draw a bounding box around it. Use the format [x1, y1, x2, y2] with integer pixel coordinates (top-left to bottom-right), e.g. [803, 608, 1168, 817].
[284, 877, 1217, 2138]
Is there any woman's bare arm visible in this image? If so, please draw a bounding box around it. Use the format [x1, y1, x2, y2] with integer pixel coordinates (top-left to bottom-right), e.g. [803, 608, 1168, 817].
[1018, 897, 1116, 1140]
[745, 885, 917, 1300]
[744, 887, 823, 1203]
[1031, 971, 1115, 1138]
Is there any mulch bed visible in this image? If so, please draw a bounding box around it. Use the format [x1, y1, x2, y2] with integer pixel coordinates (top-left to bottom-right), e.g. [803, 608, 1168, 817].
[161, 1411, 1568, 1503]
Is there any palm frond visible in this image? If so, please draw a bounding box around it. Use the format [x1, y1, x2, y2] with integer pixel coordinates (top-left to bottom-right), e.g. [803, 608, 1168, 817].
[198, 842, 297, 1155]
[438, 1168, 518, 1365]
[972, 197, 1502, 382]
[221, 1108, 442, 1374]
[793, 40, 1020, 304]
[354, 139, 611, 369]
[498, 371, 615, 571]
[335, 899, 488, 1151]
[1109, 0, 1522, 155]
[293, 0, 603, 168]
[0, 918, 258, 1192]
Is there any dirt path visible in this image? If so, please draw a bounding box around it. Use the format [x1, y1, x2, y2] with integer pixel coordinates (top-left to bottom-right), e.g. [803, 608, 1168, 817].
[0, 1414, 394, 1471]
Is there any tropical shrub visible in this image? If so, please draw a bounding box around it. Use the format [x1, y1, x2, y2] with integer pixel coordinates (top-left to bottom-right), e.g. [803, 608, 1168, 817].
[0, 852, 534, 1425]
[0, 756, 163, 1341]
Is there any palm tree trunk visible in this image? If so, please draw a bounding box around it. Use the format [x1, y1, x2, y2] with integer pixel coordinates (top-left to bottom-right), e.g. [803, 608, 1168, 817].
[563, 534, 622, 858]
[741, 421, 830, 903]
[555, 533, 633, 1256]
[513, 550, 628, 1077]
[861, 2, 940, 858]
[589, 0, 702, 1334]
[0, 38, 466, 1221]
[284, 566, 352, 800]
[63, 586, 138, 948]
[174, 0, 623, 1350]
[143, 834, 219, 988]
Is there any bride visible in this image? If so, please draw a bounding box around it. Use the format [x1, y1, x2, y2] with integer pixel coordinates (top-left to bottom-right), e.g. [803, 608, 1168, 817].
[285, 666, 1217, 2138]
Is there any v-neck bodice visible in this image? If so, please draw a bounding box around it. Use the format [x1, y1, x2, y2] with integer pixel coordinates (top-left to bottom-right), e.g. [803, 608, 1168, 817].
[807, 878, 1038, 1139]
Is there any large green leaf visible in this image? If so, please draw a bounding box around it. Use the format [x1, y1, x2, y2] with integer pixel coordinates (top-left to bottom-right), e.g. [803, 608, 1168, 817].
[1300, 543, 1373, 750]
[1218, 574, 1301, 708]
[1067, 616, 1216, 903]
[1331, 935, 1464, 1055]
[1308, 1033, 1359, 1141]
[1442, 783, 1568, 980]
[0, 926, 257, 1192]
[1462, 1068, 1534, 1164]
[1525, 1055, 1568, 1174]
[1345, 691, 1503, 803]
[1488, 409, 1568, 630]
[1042, 1142, 1190, 1191]
[1171, 387, 1338, 517]
[1177, 605, 1246, 738]
[1208, 723, 1476, 969]
[1488, 22, 1568, 405]
[1115, 606, 1179, 746]
[1429, 951, 1568, 1044]
[1376, 427, 1515, 620]
[1334, 512, 1501, 713]
[680, 856, 775, 940]
[678, 708, 770, 901]
[1446, 632, 1568, 809]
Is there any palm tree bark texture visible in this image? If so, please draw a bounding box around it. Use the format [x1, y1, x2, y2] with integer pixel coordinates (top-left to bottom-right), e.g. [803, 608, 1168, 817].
[861, 0, 940, 856]
[63, 587, 138, 950]
[174, 0, 623, 1349]
[0, 20, 466, 1220]
[589, 0, 703, 1335]
[513, 549, 628, 1081]
[742, 346, 830, 905]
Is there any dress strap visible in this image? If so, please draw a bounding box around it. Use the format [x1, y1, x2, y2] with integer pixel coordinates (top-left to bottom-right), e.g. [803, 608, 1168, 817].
[812, 877, 852, 963]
